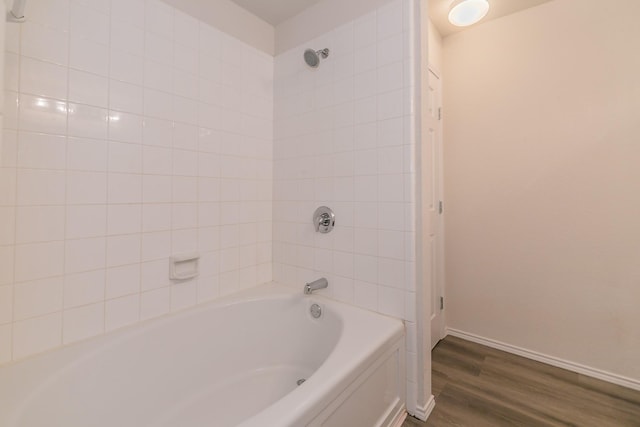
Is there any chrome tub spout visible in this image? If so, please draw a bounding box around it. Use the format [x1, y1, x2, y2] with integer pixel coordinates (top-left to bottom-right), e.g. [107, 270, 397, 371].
[304, 278, 328, 295]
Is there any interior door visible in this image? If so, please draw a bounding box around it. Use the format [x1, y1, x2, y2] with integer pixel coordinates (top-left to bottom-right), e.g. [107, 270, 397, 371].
[426, 68, 445, 349]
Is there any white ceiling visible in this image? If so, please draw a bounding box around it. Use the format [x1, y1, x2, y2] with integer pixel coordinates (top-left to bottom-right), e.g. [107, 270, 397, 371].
[230, 0, 324, 26]
[429, 0, 555, 37]
[229, 0, 555, 31]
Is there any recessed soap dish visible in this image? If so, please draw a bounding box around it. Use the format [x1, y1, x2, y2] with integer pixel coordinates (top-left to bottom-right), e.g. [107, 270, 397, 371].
[170, 253, 200, 281]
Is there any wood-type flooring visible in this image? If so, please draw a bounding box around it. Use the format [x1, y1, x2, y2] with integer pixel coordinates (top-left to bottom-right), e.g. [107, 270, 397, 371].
[402, 336, 640, 426]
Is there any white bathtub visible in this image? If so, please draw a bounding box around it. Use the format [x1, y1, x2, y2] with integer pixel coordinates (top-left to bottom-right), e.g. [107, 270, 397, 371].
[0, 283, 406, 427]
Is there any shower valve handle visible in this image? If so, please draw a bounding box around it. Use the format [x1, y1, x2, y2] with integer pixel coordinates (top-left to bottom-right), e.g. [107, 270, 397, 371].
[316, 213, 332, 230]
[313, 206, 335, 233]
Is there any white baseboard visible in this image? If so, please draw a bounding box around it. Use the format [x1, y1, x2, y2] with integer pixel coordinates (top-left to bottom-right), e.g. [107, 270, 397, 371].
[446, 328, 640, 392]
[410, 394, 436, 422]
[389, 411, 407, 427]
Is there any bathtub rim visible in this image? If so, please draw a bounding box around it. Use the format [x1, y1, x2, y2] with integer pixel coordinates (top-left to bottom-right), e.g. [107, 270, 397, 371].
[0, 282, 405, 427]
[239, 284, 406, 426]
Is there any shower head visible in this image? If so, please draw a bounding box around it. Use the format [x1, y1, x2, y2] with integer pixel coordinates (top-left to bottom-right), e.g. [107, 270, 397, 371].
[7, 0, 27, 22]
[304, 48, 330, 68]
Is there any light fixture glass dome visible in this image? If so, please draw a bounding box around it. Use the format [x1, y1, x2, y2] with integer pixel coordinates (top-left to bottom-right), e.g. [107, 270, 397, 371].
[448, 0, 490, 27]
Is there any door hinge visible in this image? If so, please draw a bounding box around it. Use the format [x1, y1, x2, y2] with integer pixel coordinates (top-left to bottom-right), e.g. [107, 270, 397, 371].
[440, 296, 444, 310]
[438, 201, 443, 214]
[438, 107, 442, 121]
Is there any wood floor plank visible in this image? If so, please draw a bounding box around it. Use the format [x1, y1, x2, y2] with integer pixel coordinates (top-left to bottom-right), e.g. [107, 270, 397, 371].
[436, 382, 565, 426]
[577, 374, 640, 406]
[402, 336, 640, 427]
[480, 356, 640, 426]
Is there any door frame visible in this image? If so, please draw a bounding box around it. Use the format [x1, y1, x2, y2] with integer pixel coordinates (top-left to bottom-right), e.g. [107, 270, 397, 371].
[433, 66, 446, 347]
[427, 66, 446, 349]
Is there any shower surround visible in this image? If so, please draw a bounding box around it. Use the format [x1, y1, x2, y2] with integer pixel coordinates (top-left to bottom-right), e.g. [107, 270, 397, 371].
[0, 0, 273, 362]
[272, 0, 421, 413]
[0, 0, 427, 419]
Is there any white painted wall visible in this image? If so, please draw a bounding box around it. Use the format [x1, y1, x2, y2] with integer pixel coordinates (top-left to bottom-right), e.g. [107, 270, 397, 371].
[427, 19, 442, 75]
[0, 0, 273, 363]
[443, 0, 640, 382]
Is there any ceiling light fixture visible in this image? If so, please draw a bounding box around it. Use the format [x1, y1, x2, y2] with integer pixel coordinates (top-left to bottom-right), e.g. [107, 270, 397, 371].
[448, 0, 490, 27]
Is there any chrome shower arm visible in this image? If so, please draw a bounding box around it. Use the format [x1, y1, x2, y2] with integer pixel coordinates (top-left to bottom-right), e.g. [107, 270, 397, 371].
[7, 0, 27, 23]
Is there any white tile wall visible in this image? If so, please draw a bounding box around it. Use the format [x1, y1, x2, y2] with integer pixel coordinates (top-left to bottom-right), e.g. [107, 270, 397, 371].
[0, 0, 273, 362]
[273, 0, 420, 412]
[274, 0, 415, 317]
